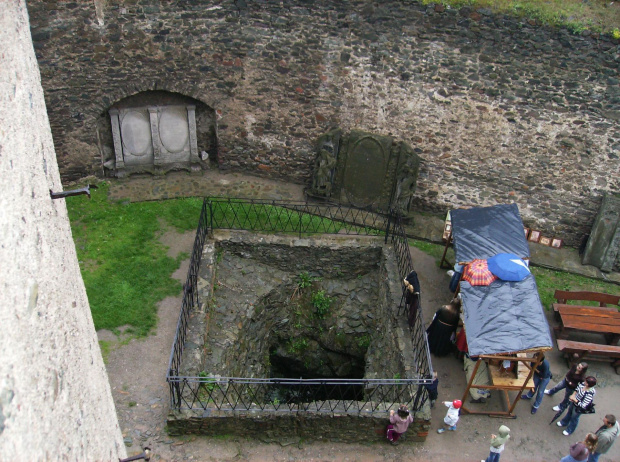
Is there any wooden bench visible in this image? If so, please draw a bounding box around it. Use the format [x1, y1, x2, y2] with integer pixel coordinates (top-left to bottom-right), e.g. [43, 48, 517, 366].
[551, 290, 620, 320]
[557, 339, 620, 374]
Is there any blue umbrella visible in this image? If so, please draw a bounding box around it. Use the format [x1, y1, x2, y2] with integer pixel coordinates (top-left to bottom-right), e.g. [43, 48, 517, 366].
[487, 253, 530, 282]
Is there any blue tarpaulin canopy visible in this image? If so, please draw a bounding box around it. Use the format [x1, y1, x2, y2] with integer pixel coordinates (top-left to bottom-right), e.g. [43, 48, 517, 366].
[451, 204, 552, 356]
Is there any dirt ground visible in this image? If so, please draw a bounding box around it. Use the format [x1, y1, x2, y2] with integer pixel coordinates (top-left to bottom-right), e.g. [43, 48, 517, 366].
[101, 228, 620, 462]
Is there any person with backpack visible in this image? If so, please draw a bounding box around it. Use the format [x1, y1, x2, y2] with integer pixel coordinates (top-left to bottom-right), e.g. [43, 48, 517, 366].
[557, 376, 597, 436]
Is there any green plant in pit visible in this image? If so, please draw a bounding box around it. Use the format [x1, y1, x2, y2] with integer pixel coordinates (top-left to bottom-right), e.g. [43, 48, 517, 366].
[297, 271, 316, 289]
[272, 398, 280, 406]
[198, 371, 217, 392]
[393, 373, 401, 380]
[312, 290, 332, 318]
[287, 337, 309, 354]
[357, 335, 371, 349]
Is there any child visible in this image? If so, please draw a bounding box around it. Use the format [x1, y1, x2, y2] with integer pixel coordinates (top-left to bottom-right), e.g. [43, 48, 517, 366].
[424, 371, 439, 408]
[482, 425, 511, 462]
[386, 404, 413, 445]
[437, 399, 461, 433]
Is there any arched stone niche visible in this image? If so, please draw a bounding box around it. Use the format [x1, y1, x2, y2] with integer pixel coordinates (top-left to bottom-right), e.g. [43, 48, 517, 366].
[98, 91, 217, 177]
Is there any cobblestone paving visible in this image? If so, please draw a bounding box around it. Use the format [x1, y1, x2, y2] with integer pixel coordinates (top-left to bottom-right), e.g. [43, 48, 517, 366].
[108, 170, 306, 203]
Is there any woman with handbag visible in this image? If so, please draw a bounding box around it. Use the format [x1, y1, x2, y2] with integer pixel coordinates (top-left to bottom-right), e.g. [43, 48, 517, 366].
[545, 362, 588, 412]
[557, 376, 597, 436]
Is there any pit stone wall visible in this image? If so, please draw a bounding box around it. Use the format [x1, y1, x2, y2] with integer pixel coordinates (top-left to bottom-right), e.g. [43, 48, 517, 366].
[169, 232, 430, 442]
[27, 1, 620, 245]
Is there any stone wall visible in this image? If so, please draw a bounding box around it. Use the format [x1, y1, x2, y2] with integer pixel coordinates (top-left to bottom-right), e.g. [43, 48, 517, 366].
[27, 1, 620, 245]
[167, 408, 431, 443]
[0, 1, 125, 459]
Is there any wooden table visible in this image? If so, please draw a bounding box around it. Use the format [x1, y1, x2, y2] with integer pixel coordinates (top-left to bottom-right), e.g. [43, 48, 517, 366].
[555, 305, 620, 345]
[489, 364, 535, 389]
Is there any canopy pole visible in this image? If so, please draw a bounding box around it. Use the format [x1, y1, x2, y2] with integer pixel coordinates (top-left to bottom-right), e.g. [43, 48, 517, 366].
[439, 230, 452, 269]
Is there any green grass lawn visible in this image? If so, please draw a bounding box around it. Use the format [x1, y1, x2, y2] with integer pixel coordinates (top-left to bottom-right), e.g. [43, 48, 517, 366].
[420, 0, 619, 36]
[67, 183, 203, 337]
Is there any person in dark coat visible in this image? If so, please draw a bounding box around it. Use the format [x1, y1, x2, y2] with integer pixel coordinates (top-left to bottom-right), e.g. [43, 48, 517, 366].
[545, 362, 588, 412]
[424, 371, 439, 408]
[520, 353, 552, 414]
[426, 298, 461, 356]
[403, 270, 420, 329]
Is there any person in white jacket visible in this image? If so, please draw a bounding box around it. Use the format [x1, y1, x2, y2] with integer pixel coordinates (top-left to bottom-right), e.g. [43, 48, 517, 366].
[437, 400, 461, 433]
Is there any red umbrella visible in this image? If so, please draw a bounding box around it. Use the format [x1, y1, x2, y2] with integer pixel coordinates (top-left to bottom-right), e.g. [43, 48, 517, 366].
[461, 259, 498, 286]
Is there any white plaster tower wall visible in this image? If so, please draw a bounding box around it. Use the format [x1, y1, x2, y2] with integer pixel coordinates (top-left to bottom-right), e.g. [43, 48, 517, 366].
[0, 1, 126, 459]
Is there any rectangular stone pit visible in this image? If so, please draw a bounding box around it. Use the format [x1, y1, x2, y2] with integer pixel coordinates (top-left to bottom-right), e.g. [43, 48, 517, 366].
[167, 231, 431, 442]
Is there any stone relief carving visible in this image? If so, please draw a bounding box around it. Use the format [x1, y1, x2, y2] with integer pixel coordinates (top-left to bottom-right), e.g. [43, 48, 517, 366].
[392, 142, 421, 215]
[107, 104, 200, 175]
[310, 129, 341, 199]
[582, 193, 620, 272]
[309, 129, 420, 216]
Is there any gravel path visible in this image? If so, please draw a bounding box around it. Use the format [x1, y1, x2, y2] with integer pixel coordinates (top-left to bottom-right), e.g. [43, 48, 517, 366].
[101, 229, 620, 461]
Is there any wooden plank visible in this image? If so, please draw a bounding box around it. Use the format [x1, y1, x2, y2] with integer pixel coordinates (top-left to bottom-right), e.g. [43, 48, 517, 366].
[489, 364, 535, 389]
[557, 339, 620, 354]
[557, 339, 620, 374]
[560, 315, 620, 334]
[553, 290, 620, 307]
[555, 304, 619, 316]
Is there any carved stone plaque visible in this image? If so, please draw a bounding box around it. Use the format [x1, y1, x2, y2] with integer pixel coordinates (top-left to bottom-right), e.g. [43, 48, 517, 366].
[582, 193, 620, 272]
[120, 109, 154, 165]
[342, 134, 390, 208]
[309, 129, 421, 216]
[109, 104, 198, 171]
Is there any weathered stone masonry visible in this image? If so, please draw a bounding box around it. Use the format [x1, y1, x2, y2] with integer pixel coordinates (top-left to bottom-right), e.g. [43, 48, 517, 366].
[28, 1, 619, 246]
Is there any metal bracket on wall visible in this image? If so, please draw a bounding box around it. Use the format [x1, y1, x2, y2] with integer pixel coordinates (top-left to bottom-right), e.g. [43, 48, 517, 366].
[50, 184, 98, 200]
[119, 447, 151, 462]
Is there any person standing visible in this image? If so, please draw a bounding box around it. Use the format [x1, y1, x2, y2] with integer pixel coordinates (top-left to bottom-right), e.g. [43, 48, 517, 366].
[545, 362, 588, 412]
[437, 399, 461, 433]
[557, 376, 597, 436]
[560, 441, 589, 462]
[588, 415, 619, 462]
[424, 371, 439, 408]
[520, 353, 552, 414]
[426, 298, 461, 356]
[481, 425, 510, 462]
[386, 405, 413, 446]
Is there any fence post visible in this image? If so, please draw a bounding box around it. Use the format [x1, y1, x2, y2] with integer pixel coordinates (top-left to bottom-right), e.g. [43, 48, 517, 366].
[207, 199, 213, 232]
[385, 212, 392, 244]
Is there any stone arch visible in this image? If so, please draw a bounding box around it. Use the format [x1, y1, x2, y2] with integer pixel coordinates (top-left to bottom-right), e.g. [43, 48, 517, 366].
[97, 87, 221, 177]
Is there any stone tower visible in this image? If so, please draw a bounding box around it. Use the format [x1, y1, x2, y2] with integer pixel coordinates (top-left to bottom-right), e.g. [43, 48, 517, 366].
[0, 1, 125, 459]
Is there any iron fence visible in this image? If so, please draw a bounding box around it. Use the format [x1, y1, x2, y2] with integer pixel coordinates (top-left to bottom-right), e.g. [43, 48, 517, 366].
[167, 198, 433, 415]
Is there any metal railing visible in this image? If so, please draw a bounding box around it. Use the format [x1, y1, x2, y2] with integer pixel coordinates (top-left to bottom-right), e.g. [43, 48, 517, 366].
[167, 198, 432, 415]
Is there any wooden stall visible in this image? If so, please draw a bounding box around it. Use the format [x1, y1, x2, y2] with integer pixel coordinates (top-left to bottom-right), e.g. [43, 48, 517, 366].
[449, 204, 553, 418]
